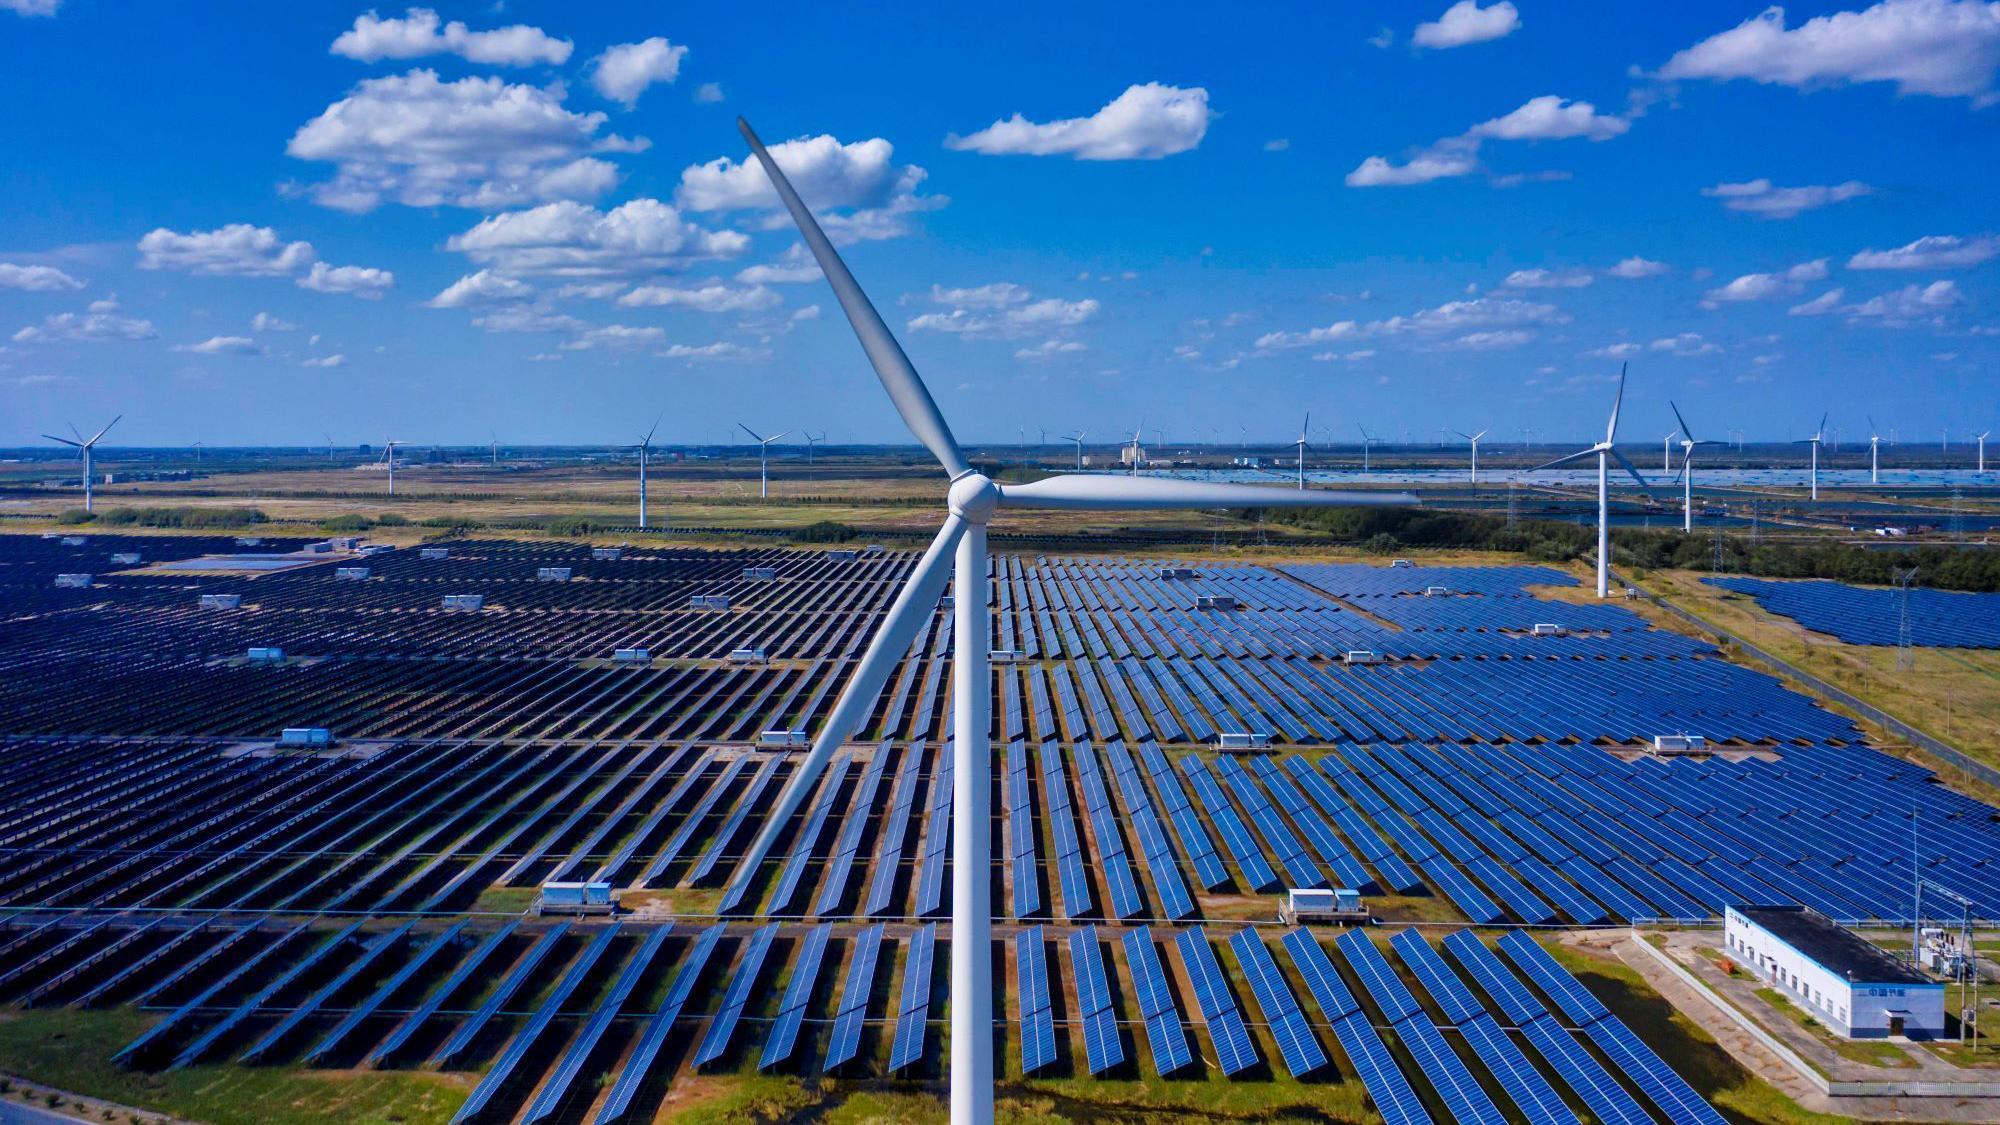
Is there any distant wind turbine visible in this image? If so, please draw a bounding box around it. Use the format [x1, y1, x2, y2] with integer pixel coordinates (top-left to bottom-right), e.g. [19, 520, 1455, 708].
[1979, 430, 1992, 474]
[1065, 430, 1086, 469]
[802, 430, 826, 464]
[637, 413, 663, 529]
[41, 415, 120, 513]
[378, 438, 401, 495]
[1454, 428, 1488, 485]
[1867, 417, 1882, 485]
[1530, 363, 1651, 597]
[1662, 427, 1679, 473]
[1794, 413, 1827, 501]
[191, 440, 204, 464]
[1669, 401, 1724, 532]
[1126, 419, 1143, 476]
[323, 432, 337, 460]
[738, 422, 792, 499]
[1292, 412, 1310, 489]
[723, 117, 1418, 1125]
[1357, 424, 1380, 473]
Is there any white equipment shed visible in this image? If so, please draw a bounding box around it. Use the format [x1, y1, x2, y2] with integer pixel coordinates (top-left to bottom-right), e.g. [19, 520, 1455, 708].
[1725, 905, 1945, 1039]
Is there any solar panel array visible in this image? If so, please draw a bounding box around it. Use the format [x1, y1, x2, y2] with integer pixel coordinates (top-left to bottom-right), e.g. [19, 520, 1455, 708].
[1707, 576, 2000, 647]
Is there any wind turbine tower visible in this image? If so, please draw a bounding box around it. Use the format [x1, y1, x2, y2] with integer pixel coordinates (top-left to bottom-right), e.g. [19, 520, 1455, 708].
[1066, 430, 1086, 469]
[738, 422, 792, 499]
[1795, 413, 1827, 501]
[1867, 417, 1882, 485]
[41, 415, 121, 513]
[1530, 363, 1651, 597]
[379, 438, 401, 495]
[1454, 428, 1487, 485]
[1979, 430, 1991, 474]
[1357, 424, 1380, 473]
[1292, 412, 1310, 489]
[1669, 402, 1723, 533]
[637, 414, 663, 529]
[1662, 428, 1679, 473]
[725, 116, 1419, 1125]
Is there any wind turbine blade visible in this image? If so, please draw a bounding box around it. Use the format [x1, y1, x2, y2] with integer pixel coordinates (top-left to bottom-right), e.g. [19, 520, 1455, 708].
[1605, 362, 1627, 444]
[67, 422, 84, 443]
[1452, 430, 1470, 440]
[727, 514, 967, 890]
[88, 415, 122, 446]
[737, 422, 765, 443]
[643, 412, 663, 445]
[1674, 458, 1690, 485]
[41, 434, 83, 448]
[1818, 411, 1828, 438]
[1000, 474, 1417, 511]
[1669, 400, 1693, 442]
[768, 430, 793, 443]
[1611, 447, 1654, 499]
[1529, 448, 1598, 472]
[736, 118, 968, 478]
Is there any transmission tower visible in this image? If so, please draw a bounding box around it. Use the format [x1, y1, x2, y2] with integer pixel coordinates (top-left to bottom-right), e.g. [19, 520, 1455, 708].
[1895, 566, 1919, 672]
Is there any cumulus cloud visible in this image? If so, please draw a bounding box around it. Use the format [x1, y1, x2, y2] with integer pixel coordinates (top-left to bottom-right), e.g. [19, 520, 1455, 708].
[929, 281, 1031, 308]
[428, 270, 533, 308]
[178, 335, 262, 356]
[1658, 0, 2000, 105]
[908, 284, 1099, 339]
[1605, 256, 1670, 278]
[589, 38, 687, 107]
[1701, 259, 1829, 306]
[1503, 268, 1593, 289]
[0, 263, 84, 291]
[1651, 332, 1722, 355]
[470, 305, 588, 334]
[1848, 233, 2000, 269]
[301, 354, 346, 367]
[1258, 296, 1566, 349]
[287, 70, 642, 212]
[251, 312, 298, 332]
[1255, 321, 1362, 349]
[658, 341, 768, 361]
[298, 261, 395, 298]
[1588, 342, 1645, 358]
[330, 7, 571, 66]
[1435, 329, 1534, 350]
[1794, 280, 1963, 323]
[734, 246, 821, 285]
[945, 83, 1211, 160]
[694, 82, 724, 104]
[1702, 178, 1872, 218]
[138, 224, 314, 276]
[1788, 288, 1847, 315]
[13, 296, 156, 343]
[446, 198, 746, 279]
[1414, 1, 1521, 49]
[561, 323, 666, 350]
[677, 134, 942, 241]
[1, 0, 62, 15]
[617, 282, 780, 312]
[1015, 339, 1088, 360]
[1348, 95, 1626, 187]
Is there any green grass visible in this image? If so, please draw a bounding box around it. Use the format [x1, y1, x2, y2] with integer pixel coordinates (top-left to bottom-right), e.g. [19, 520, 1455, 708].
[466, 885, 537, 913]
[1752, 988, 1914, 1069]
[1542, 943, 1851, 1125]
[0, 1009, 469, 1125]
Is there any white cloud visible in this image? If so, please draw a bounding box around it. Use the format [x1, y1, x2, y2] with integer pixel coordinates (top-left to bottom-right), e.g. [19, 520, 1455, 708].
[907, 288, 1099, 339]
[589, 38, 687, 108]
[1435, 329, 1534, 350]
[1848, 233, 2000, 269]
[617, 283, 780, 312]
[427, 269, 533, 308]
[1503, 267, 1593, 289]
[561, 323, 666, 350]
[1467, 96, 1629, 141]
[471, 305, 588, 334]
[1701, 258, 1828, 305]
[1264, 138, 1291, 151]
[657, 341, 767, 361]
[178, 335, 262, 356]
[0, 263, 84, 291]
[446, 198, 746, 279]
[1414, 2, 1521, 49]
[1651, 332, 1722, 355]
[694, 82, 724, 104]
[1312, 348, 1377, 362]
[929, 282, 1031, 308]
[1345, 146, 1481, 187]
[287, 70, 640, 212]
[1259, 296, 1565, 349]
[946, 83, 1211, 160]
[1658, 0, 2000, 104]
[1015, 339, 1088, 360]
[1605, 256, 1669, 278]
[251, 312, 298, 332]
[791, 305, 821, 322]
[1588, 342, 1645, 358]
[1702, 178, 1872, 218]
[1, 0, 61, 15]
[1846, 279, 1963, 320]
[734, 248, 821, 285]
[677, 134, 942, 240]
[137, 224, 314, 276]
[330, 8, 571, 66]
[1788, 288, 1847, 315]
[13, 298, 156, 343]
[1256, 321, 1362, 350]
[301, 354, 347, 367]
[298, 261, 395, 298]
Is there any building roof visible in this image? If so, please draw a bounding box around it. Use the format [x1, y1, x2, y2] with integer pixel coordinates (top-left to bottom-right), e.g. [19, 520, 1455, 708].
[1732, 906, 1934, 986]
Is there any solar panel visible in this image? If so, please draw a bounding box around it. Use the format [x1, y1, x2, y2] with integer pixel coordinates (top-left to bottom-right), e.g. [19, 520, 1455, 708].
[1175, 927, 1259, 1076]
[889, 924, 937, 1071]
[1120, 927, 1194, 1076]
[1335, 929, 1505, 1125]
[1228, 928, 1325, 1077]
[307, 921, 465, 1065]
[1066, 926, 1125, 1074]
[760, 923, 832, 1070]
[431, 922, 570, 1067]
[1181, 755, 1280, 891]
[825, 924, 884, 1069]
[1278, 930, 1430, 1125]
[1391, 931, 1576, 1125]
[596, 923, 726, 1123]
[693, 923, 778, 1067]
[524, 924, 675, 1124]
[1017, 928, 1061, 1075]
[365, 921, 517, 1068]
[1496, 932, 1610, 1024]
[456, 923, 621, 1123]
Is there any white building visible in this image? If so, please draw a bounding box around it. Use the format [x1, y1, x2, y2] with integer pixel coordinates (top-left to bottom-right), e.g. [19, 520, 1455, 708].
[1724, 905, 1945, 1039]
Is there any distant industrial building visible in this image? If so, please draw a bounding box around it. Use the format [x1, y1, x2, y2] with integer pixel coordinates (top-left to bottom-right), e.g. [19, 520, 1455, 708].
[1725, 905, 1945, 1039]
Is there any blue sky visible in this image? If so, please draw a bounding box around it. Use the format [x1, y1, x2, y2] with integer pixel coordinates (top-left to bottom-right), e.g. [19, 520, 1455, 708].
[2, 0, 1997, 449]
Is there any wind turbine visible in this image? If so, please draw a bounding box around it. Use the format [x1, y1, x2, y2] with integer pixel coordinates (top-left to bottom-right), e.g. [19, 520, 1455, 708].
[1357, 424, 1380, 473]
[1867, 417, 1882, 485]
[738, 422, 792, 498]
[1292, 412, 1310, 489]
[1065, 430, 1086, 469]
[1454, 428, 1487, 485]
[1979, 430, 1991, 474]
[41, 415, 120, 513]
[1669, 402, 1724, 532]
[1794, 413, 1827, 501]
[1529, 363, 1651, 597]
[723, 116, 1418, 1125]
[323, 432, 337, 461]
[191, 440, 204, 464]
[802, 430, 827, 464]
[1126, 419, 1143, 476]
[379, 438, 401, 495]
[636, 413, 663, 529]
[1662, 427, 1679, 473]
[490, 431, 500, 467]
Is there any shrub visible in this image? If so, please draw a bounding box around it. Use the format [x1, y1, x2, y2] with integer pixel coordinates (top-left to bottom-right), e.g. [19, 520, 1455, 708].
[96, 506, 266, 529]
[319, 514, 370, 532]
[373, 512, 409, 526]
[54, 509, 98, 525]
[545, 515, 612, 538]
[793, 520, 857, 543]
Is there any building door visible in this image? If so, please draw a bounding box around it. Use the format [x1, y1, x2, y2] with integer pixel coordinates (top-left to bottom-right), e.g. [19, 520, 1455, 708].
[1889, 1015, 1906, 1037]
